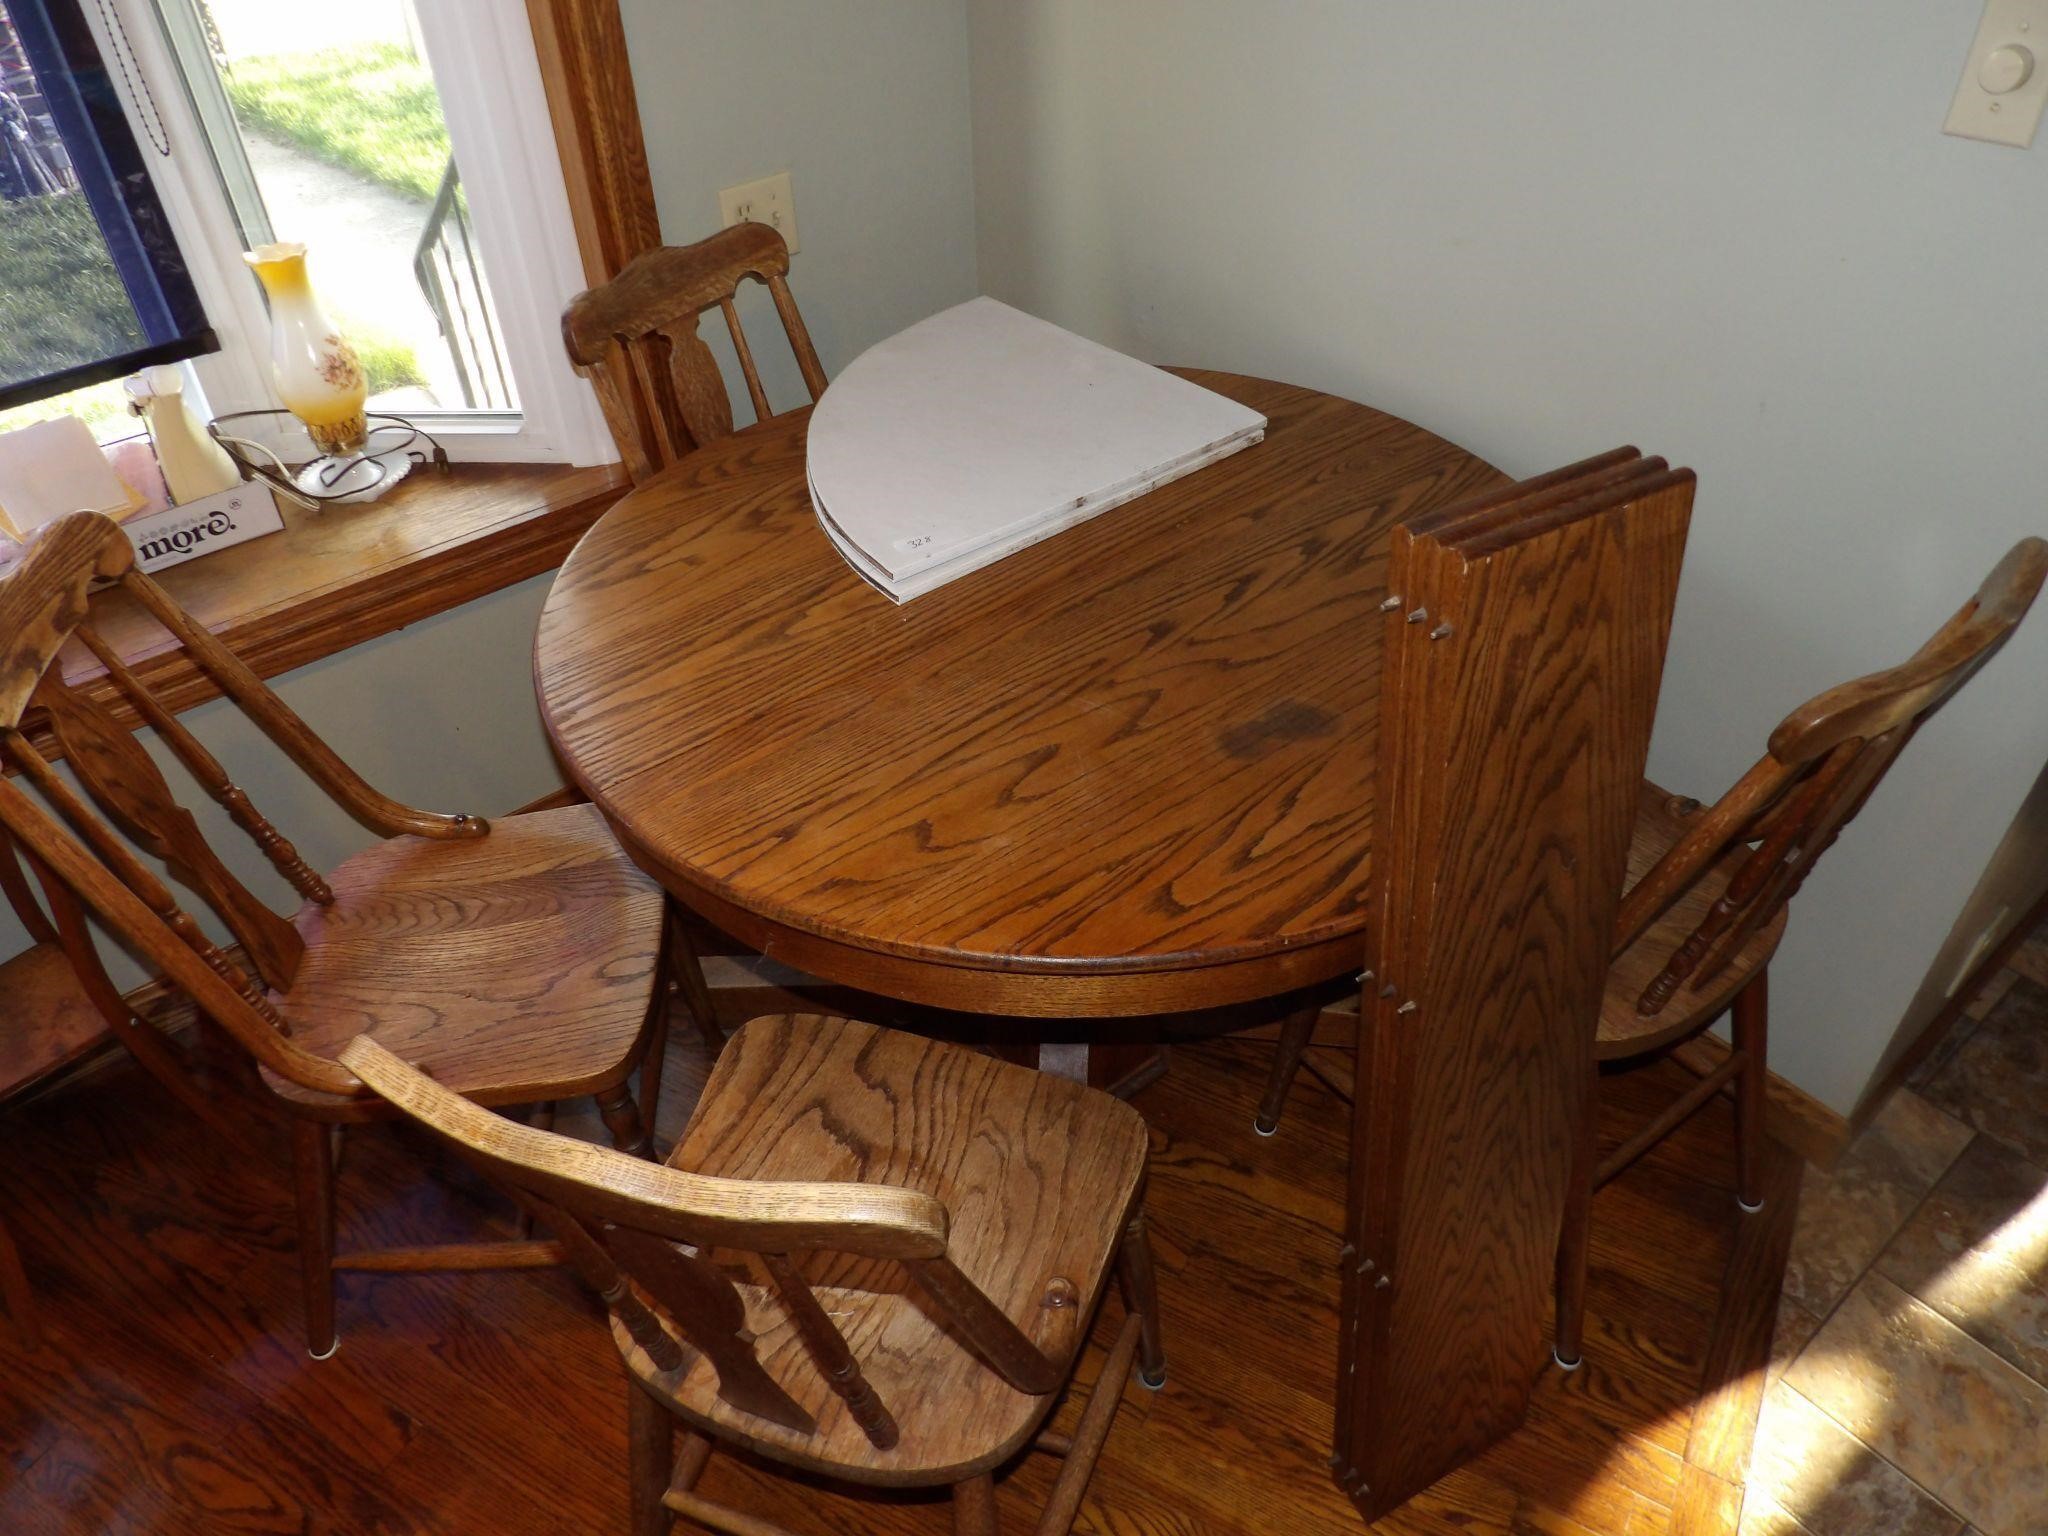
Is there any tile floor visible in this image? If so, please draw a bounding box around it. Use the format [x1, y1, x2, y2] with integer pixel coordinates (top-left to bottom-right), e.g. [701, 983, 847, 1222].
[1745, 935, 2048, 1536]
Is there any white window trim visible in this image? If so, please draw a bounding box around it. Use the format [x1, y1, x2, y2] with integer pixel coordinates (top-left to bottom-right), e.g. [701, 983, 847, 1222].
[81, 0, 616, 467]
[412, 0, 615, 465]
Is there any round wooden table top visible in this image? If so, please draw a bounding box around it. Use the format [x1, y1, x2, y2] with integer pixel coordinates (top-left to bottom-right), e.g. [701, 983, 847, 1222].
[535, 371, 1506, 1017]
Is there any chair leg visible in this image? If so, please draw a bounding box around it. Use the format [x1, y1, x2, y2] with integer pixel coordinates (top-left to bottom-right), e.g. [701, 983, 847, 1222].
[639, 904, 689, 1129]
[1732, 971, 1770, 1213]
[115, 1010, 251, 1149]
[1253, 1003, 1319, 1136]
[1553, 1064, 1599, 1371]
[0, 1212, 40, 1351]
[627, 1380, 677, 1536]
[640, 999, 671, 1139]
[667, 905, 727, 1057]
[953, 1472, 998, 1536]
[514, 1103, 559, 1237]
[595, 1082, 654, 1159]
[673, 1430, 712, 1498]
[290, 1118, 338, 1359]
[1117, 1209, 1167, 1389]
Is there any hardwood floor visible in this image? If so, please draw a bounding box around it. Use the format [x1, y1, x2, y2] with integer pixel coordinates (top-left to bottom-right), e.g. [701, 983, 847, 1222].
[0, 1016, 1777, 1535]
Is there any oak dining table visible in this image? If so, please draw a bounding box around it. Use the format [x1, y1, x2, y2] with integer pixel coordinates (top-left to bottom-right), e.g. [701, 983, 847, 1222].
[533, 370, 1509, 1064]
[531, 368, 1673, 1522]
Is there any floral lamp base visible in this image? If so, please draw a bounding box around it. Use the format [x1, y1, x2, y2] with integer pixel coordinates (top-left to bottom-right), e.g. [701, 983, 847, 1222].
[207, 410, 447, 509]
[293, 442, 416, 503]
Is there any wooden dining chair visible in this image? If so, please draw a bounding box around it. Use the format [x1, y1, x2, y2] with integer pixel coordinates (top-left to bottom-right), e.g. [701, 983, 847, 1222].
[0, 822, 104, 1350]
[1254, 538, 2048, 1366]
[562, 221, 827, 483]
[0, 511, 674, 1357]
[341, 1011, 1163, 1536]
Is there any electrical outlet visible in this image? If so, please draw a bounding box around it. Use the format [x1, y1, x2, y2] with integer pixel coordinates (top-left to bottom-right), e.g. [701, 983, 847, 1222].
[1945, 0, 2048, 148]
[718, 171, 798, 254]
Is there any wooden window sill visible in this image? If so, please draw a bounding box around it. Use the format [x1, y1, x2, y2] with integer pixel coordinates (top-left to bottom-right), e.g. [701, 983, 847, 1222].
[61, 460, 630, 721]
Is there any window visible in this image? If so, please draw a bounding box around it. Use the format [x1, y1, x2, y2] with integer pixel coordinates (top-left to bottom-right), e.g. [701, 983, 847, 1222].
[0, 0, 217, 409]
[153, 1, 519, 421]
[44, 0, 612, 465]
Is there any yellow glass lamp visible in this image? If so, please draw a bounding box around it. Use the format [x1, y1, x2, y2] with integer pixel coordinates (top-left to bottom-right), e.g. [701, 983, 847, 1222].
[243, 242, 368, 458]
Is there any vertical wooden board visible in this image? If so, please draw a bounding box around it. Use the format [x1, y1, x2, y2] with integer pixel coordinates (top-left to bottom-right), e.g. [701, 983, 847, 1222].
[1338, 525, 1458, 1487]
[1341, 487, 1692, 1517]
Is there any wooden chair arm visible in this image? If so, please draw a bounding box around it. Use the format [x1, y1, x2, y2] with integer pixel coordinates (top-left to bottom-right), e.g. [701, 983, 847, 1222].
[902, 1253, 1075, 1397]
[339, 1036, 951, 1260]
[118, 568, 486, 842]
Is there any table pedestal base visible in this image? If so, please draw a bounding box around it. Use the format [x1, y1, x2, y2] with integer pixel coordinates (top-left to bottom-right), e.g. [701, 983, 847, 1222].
[1037, 1040, 1169, 1098]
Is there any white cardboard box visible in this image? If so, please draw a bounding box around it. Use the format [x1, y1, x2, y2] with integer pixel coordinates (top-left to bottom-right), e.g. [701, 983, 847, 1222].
[805, 297, 1266, 602]
[124, 482, 284, 573]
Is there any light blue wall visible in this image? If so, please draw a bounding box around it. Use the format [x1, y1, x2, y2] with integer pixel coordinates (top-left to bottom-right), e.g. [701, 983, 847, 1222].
[967, 0, 2048, 1112]
[619, 0, 980, 416]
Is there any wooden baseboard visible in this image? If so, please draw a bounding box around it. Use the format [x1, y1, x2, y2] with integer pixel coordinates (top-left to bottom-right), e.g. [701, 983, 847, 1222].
[1848, 880, 2048, 1139]
[1670, 1033, 1848, 1171]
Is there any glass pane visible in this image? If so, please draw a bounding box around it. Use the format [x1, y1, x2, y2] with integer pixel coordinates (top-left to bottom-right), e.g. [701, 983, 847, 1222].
[0, 0, 214, 406]
[0, 376, 136, 444]
[193, 0, 518, 417]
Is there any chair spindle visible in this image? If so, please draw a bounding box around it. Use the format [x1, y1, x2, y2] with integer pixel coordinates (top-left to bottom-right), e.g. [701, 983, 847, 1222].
[605, 1225, 816, 1435]
[760, 1250, 899, 1450]
[77, 625, 334, 906]
[719, 297, 774, 425]
[2, 728, 286, 1029]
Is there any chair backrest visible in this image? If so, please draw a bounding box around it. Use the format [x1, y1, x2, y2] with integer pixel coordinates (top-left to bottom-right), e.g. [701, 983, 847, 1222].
[1616, 538, 2048, 1016]
[338, 1033, 1079, 1453]
[0, 512, 485, 1098]
[560, 222, 827, 483]
[0, 823, 54, 948]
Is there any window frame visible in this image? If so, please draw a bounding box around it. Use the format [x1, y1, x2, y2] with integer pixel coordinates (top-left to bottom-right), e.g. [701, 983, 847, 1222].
[76, 0, 615, 466]
[0, 0, 220, 409]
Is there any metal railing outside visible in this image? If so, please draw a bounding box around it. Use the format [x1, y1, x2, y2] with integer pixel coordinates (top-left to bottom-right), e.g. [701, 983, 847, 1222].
[412, 156, 515, 412]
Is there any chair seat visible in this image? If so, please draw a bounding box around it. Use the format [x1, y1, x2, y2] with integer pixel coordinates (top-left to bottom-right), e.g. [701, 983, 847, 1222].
[261, 804, 665, 1112]
[1597, 781, 1788, 1061]
[1312, 781, 1788, 1062]
[0, 939, 110, 1100]
[616, 1013, 1151, 1486]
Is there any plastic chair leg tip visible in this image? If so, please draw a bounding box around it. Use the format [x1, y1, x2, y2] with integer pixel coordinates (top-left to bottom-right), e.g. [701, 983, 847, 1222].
[1139, 1366, 1167, 1390]
[1253, 1118, 1279, 1137]
[1738, 1196, 1766, 1213]
[307, 1338, 339, 1361]
[1552, 1349, 1582, 1372]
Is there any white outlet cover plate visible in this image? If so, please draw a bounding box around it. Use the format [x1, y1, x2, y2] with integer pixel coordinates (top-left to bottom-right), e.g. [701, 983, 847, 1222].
[1946, 0, 2048, 148]
[718, 171, 798, 254]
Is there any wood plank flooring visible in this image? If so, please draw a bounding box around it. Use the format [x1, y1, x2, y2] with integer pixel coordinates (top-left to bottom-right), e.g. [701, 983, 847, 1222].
[0, 1017, 1773, 1535]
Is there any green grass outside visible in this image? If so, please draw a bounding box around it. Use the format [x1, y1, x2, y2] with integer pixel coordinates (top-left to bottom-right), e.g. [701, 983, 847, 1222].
[331, 309, 428, 395]
[0, 47, 442, 443]
[223, 41, 452, 204]
[0, 192, 424, 446]
[0, 378, 134, 444]
[0, 192, 145, 416]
